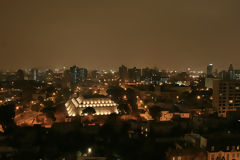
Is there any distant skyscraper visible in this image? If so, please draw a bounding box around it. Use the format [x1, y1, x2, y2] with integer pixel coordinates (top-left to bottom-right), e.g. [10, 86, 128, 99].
[228, 64, 235, 80]
[45, 69, 54, 82]
[142, 67, 159, 82]
[70, 65, 80, 84]
[207, 64, 213, 77]
[16, 69, 24, 81]
[142, 68, 151, 80]
[91, 70, 99, 79]
[128, 67, 141, 82]
[119, 65, 128, 81]
[79, 68, 88, 81]
[30, 69, 38, 81]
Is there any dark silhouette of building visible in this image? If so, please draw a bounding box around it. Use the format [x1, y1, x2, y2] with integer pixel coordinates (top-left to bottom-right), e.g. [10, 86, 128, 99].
[79, 68, 88, 81]
[119, 65, 128, 81]
[91, 70, 99, 79]
[128, 67, 141, 82]
[207, 64, 214, 78]
[70, 65, 80, 84]
[16, 69, 24, 81]
[30, 69, 38, 81]
[228, 64, 235, 80]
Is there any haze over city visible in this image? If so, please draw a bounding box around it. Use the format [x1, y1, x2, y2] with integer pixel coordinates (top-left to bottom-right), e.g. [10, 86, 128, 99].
[1, 1, 240, 160]
[1, 0, 240, 70]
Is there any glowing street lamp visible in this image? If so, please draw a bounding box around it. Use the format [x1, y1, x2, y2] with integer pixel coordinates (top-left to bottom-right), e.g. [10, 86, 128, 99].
[88, 147, 92, 155]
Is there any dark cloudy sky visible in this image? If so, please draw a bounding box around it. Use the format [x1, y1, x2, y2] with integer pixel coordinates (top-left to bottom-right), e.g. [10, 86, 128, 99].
[0, 0, 240, 71]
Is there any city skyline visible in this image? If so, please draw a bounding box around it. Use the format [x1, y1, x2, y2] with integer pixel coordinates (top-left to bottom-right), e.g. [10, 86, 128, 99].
[0, 63, 238, 74]
[1, 1, 240, 159]
[1, 0, 240, 70]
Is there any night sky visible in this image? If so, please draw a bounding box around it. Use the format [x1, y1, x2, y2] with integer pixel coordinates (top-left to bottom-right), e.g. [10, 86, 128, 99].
[0, 0, 240, 71]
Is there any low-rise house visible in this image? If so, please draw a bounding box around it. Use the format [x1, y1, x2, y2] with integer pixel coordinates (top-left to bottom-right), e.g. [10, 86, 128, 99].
[160, 110, 190, 121]
[208, 143, 240, 160]
[207, 134, 240, 160]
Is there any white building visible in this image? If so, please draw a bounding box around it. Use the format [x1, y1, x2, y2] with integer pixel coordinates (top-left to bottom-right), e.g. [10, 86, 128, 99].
[65, 96, 118, 116]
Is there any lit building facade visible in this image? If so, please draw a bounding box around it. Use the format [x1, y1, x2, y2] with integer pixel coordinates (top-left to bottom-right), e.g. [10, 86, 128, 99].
[213, 80, 240, 117]
[160, 111, 190, 121]
[208, 145, 240, 160]
[65, 96, 118, 116]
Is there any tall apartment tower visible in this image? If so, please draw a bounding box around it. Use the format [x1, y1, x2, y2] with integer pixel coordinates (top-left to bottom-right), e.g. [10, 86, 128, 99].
[119, 65, 128, 81]
[207, 64, 213, 77]
[228, 64, 235, 80]
[213, 80, 240, 117]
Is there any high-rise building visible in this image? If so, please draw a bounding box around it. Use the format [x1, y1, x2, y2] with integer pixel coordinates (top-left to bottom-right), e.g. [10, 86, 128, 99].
[219, 70, 228, 80]
[91, 70, 99, 79]
[30, 69, 38, 81]
[70, 65, 80, 84]
[119, 65, 128, 81]
[234, 70, 240, 80]
[16, 69, 24, 81]
[128, 67, 141, 82]
[213, 80, 240, 117]
[205, 77, 216, 89]
[79, 68, 88, 81]
[142, 67, 161, 83]
[207, 64, 213, 77]
[228, 64, 235, 80]
[45, 69, 54, 82]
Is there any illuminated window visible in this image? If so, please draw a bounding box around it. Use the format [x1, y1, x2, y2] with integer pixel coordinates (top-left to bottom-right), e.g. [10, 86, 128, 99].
[227, 146, 230, 151]
[211, 146, 215, 151]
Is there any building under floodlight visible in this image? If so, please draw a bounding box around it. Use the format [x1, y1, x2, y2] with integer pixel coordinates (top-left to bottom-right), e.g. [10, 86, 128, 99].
[65, 96, 118, 116]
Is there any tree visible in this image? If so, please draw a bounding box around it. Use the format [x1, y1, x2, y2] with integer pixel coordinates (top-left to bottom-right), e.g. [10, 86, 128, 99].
[82, 107, 96, 115]
[149, 106, 162, 121]
[41, 106, 56, 122]
[0, 103, 16, 133]
[107, 86, 125, 103]
[31, 104, 41, 112]
[61, 87, 72, 100]
[117, 103, 130, 114]
[126, 88, 137, 112]
[107, 113, 119, 123]
[43, 100, 54, 108]
[38, 96, 44, 103]
[55, 96, 64, 104]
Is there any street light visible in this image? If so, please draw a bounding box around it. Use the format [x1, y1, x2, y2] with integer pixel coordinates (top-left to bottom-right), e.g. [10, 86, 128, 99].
[88, 147, 92, 154]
